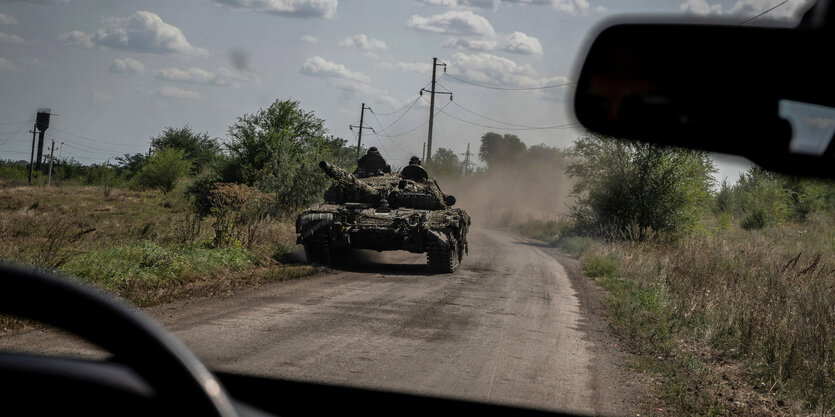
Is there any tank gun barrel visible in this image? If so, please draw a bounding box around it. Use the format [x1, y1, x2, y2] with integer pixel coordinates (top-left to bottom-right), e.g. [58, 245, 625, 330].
[319, 161, 377, 196]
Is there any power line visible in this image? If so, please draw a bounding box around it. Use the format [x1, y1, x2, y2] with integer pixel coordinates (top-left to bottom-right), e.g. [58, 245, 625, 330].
[0, 120, 33, 147]
[369, 95, 421, 116]
[369, 97, 421, 135]
[386, 100, 451, 138]
[445, 73, 575, 91]
[437, 106, 579, 131]
[449, 100, 574, 129]
[51, 127, 147, 148]
[739, 0, 789, 25]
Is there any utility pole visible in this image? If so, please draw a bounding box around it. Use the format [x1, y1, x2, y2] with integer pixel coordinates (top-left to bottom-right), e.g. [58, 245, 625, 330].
[422, 142, 426, 162]
[28, 122, 36, 185]
[420, 58, 450, 163]
[47, 140, 55, 186]
[462, 143, 471, 173]
[349, 103, 373, 162]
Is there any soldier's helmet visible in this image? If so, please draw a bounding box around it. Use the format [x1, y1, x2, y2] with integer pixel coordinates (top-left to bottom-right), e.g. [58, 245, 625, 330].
[409, 156, 421, 165]
[368, 147, 379, 154]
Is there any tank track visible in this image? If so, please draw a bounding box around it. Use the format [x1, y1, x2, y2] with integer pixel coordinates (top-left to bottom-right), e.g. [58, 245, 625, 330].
[426, 238, 460, 273]
[303, 235, 332, 265]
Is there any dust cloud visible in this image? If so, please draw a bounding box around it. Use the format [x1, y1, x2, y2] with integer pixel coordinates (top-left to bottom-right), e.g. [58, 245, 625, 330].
[438, 162, 574, 227]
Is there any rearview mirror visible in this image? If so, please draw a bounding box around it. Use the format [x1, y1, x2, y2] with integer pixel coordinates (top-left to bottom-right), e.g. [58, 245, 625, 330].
[574, 22, 835, 178]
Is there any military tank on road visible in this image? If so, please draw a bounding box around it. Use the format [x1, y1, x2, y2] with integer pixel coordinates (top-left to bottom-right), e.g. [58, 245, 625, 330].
[296, 161, 470, 273]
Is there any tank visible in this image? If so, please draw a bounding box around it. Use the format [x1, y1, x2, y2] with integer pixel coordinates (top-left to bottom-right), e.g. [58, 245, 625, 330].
[296, 161, 471, 273]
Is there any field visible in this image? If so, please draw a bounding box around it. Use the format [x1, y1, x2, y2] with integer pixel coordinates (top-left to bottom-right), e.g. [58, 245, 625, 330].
[515, 215, 835, 416]
[0, 179, 316, 331]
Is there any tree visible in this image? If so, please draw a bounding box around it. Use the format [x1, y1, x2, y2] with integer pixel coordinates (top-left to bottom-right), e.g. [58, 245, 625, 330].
[150, 126, 220, 174]
[115, 153, 148, 180]
[478, 132, 527, 170]
[568, 134, 715, 240]
[136, 148, 192, 195]
[222, 99, 353, 215]
[425, 147, 463, 179]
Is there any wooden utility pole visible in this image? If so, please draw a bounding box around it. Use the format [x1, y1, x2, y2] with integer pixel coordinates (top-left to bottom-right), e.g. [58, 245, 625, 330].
[47, 140, 55, 186]
[349, 103, 373, 162]
[422, 142, 426, 162]
[28, 123, 36, 185]
[421, 58, 449, 163]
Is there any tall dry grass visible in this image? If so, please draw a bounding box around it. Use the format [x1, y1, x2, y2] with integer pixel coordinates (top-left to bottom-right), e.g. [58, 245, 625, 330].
[584, 214, 835, 414]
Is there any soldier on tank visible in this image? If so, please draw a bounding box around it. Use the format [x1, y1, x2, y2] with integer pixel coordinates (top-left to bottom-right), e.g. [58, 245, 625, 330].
[401, 155, 428, 182]
[355, 147, 391, 178]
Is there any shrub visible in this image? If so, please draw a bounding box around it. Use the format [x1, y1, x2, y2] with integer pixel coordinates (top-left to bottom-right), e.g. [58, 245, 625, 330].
[208, 183, 275, 248]
[135, 148, 192, 195]
[567, 134, 715, 240]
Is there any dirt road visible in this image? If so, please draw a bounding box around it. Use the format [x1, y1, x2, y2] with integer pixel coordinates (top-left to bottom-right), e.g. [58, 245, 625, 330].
[0, 229, 641, 415]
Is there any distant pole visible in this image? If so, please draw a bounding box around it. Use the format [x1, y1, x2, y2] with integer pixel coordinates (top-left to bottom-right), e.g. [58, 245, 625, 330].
[47, 140, 55, 186]
[58, 142, 64, 161]
[422, 142, 426, 162]
[28, 123, 36, 185]
[349, 103, 372, 163]
[464, 143, 471, 173]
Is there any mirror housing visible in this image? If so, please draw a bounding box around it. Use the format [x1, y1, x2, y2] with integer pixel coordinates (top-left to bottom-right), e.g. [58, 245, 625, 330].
[444, 195, 456, 207]
[573, 21, 835, 178]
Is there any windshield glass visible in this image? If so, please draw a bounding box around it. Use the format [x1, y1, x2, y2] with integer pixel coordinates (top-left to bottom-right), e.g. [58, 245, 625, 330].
[2, 1, 830, 416]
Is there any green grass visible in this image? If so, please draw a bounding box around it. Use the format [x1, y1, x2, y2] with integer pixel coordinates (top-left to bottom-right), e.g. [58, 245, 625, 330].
[0, 183, 315, 316]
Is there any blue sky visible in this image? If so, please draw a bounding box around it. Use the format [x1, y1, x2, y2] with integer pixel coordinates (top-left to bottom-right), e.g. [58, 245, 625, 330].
[0, 0, 811, 179]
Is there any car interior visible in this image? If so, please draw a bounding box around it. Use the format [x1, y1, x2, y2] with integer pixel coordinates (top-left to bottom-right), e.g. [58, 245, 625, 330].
[2, 1, 834, 415]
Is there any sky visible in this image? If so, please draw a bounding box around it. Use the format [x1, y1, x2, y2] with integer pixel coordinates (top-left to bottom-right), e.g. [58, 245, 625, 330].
[0, 0, 813, 180]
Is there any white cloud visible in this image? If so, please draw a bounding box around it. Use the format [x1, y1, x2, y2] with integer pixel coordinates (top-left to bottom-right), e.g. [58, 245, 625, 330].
[338, 33, 387, 51]
[0, 31, 25, 44]
[0, 57, 22, 72]
[156, 86, 199, 98]
[60, 11, 207, 56]
[504, 31, 543, 55]
[418, 0, 499, 9]
[378, 61, 430, 74]
[445, 30, 543, 56]
[502, 0, 590, 14]
[681, 0, 811, 18]
[218, 67, 260, 84]
[214, 0, 338, 19]
[108, 57, 145, 74]
[448, 52, 567, 87]
[0, 13, 18, 25]
[407, 10, 495, 37]
[300, 34, 319, 43]
[58, 30, 93, 47]
[680, 0, 722, 15]
[155, 67, 227, 86]
[299, 56, 370, 83]
[729, 0, 812, 19]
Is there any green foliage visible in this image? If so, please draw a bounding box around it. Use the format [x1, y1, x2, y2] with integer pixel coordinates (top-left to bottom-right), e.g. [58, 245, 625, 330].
[478, 132, 527, 169]
[218, 99, 354, 215]
[150, 126, 221, 174]
[115, 153, 148, 180]
[208, 183, 275, 248]
[425, 147, 464, 179]
[135, 148, 192, 195]
[567, 134, 716, 240]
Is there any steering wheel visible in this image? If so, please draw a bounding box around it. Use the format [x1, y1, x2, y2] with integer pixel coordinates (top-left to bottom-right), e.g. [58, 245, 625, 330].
[0, 265, 239, 417]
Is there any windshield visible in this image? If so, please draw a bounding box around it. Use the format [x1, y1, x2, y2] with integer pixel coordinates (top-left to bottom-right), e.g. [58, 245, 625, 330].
[1, 1, 830, 416]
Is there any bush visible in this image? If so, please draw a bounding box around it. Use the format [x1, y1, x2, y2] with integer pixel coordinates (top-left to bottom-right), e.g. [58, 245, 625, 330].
[208, 183, 275, 248]
[567, 134, 715, 240]
[135, 148, 192, 195]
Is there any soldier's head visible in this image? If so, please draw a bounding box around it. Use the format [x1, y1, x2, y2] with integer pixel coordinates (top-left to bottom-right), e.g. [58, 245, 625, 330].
[367, 147, 379, 155]
[409, 156, 421, 166]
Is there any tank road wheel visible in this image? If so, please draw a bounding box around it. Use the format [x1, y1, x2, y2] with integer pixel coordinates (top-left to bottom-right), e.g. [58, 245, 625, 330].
[427, 239, 460, 273]
[303, 235, 332, 265]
